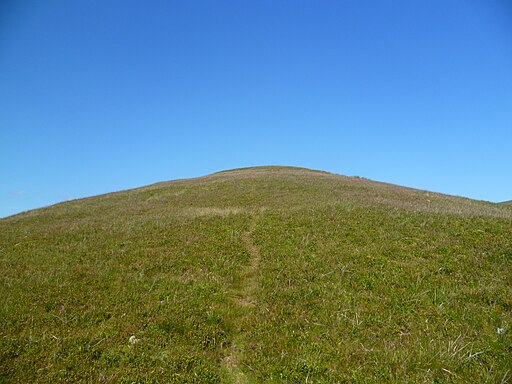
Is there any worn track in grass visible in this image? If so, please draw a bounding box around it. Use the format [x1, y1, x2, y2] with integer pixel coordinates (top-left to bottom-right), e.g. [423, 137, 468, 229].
[222, 214, 261, 383]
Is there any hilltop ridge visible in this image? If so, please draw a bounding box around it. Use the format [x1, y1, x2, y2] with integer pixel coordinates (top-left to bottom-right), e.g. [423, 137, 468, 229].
[3, 166, 511, 221]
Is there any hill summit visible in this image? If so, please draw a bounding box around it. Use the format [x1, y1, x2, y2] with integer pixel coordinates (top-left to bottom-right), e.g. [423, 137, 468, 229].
[1, 166, 511, 382]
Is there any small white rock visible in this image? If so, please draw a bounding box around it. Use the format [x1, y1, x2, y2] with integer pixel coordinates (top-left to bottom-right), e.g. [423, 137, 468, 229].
[129, 335, 140, 344]
[496, 327, 505, 334]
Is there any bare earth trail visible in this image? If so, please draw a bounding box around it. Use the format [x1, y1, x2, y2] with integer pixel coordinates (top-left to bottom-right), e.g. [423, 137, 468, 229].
[222, 214, 262, 383]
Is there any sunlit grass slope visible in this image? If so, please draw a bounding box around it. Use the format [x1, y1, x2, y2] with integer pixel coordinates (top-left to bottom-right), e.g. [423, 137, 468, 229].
[1, 166, 511, 383]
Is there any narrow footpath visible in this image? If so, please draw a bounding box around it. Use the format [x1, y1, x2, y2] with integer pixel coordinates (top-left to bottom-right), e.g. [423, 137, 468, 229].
[222, 215, 261, 383]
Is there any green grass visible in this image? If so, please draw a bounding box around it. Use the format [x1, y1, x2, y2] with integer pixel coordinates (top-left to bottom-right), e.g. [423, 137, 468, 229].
[1, 166, 511, 383]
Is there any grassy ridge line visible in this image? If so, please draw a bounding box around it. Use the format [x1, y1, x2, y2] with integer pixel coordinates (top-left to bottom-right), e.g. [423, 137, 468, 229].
[145, 166, 511, 219]
[4, 166, 510, 221]
[5, 166, 511, 223]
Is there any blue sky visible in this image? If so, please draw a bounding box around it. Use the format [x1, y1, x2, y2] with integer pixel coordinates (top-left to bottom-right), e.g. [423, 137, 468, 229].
[1, 0, 511, 217]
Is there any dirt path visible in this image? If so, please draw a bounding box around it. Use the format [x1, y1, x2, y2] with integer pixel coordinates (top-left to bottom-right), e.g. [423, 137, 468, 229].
[222, 216, 261, 383]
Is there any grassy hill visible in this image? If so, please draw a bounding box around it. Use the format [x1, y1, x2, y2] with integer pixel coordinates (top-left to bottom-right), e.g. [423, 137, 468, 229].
[1, 166, 511, 383]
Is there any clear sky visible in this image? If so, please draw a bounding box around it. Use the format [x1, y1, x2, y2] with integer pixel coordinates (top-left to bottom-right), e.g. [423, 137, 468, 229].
[1, 0, 511, 218]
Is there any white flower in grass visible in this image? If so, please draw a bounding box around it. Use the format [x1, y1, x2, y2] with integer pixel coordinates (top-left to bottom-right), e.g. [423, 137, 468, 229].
[496, 328, 505, 334]
[129, 335, 140, 344]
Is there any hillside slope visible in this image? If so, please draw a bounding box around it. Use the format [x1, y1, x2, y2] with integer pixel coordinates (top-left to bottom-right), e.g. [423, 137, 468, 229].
[1, 166, 511, 383]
